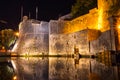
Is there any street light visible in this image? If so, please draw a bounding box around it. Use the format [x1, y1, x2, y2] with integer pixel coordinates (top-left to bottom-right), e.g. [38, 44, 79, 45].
[118, 25, 120, 29]
[13, 75, 17, 80]
[14, 32, 19, 37]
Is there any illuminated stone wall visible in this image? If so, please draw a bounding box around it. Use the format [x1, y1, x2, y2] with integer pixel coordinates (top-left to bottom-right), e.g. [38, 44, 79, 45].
[49, 20, 113, 55]
[49, 20, 111, 55]
[62, 8, 99, 34]
[14, 20, 49, 55]
[49, 20, 91, 55]
[49, 0, 120, 55]
[90, 30, 112, 53]
[13, 0, 120, 55]
[61, 0, 119, 33]
[97, 0, 118, 32]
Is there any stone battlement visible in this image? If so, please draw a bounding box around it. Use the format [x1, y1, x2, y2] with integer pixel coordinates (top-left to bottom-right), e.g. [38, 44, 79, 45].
[12, 0, 120, 55]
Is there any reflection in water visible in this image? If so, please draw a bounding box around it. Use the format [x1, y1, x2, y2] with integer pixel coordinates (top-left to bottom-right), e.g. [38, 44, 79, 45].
[0, 58, 16, 80]
[13, 57, 49, 80]
[0, 57, 120, 80]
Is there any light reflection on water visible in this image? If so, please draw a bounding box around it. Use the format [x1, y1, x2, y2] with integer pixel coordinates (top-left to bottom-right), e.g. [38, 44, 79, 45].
[0, 57, 119, 80]
[9, 57, 119, 80]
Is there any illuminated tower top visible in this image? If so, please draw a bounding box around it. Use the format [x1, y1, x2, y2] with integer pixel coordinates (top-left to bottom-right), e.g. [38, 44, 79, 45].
[97, 0, 119, 31]
[98, 0, 118, 13]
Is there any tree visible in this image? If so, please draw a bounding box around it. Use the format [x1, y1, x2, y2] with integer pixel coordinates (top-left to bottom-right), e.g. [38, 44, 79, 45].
[71, 0, 97, 18]
[0, 29, 17, 50]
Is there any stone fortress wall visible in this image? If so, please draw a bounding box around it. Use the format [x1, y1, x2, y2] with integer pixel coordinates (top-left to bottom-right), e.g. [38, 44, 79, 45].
[49, 20, 112, 55]
[49, 0, 120, 55]
[14, 19, 49, 55]
[13, 0, 120, 55]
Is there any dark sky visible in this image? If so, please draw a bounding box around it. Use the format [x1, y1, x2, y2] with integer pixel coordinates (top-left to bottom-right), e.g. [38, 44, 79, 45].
[0, 0, 75, 30]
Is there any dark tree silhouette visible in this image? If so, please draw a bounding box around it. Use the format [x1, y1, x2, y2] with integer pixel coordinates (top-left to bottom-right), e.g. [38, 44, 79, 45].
[71, 0, 97, 18]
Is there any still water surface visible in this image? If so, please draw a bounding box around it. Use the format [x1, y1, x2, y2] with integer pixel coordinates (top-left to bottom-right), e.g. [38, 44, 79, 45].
[0, 57, 120, 80]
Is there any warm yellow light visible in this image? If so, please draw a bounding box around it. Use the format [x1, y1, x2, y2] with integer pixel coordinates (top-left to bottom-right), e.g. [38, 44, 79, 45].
[98, 9, 103, 30]
[2, 46, 5, 49]
[15, 32, 19, 37]
[13, 75, 17, 80]
[118, 25, 120, 29]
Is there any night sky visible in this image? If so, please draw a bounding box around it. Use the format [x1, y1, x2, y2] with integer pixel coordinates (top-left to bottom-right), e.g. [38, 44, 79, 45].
[0, 0, 75, 30]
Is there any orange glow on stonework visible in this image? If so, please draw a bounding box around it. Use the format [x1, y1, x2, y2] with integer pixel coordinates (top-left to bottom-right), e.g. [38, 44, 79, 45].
[98, 9, 103, 30]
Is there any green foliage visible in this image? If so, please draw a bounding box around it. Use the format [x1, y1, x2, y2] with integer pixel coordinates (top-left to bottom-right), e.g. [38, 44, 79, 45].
[0, 29, 17, 50]
[71, 0, 97, 18]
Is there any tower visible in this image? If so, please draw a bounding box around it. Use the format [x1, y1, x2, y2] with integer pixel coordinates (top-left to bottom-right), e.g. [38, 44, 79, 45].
[97, 0, 118, 32]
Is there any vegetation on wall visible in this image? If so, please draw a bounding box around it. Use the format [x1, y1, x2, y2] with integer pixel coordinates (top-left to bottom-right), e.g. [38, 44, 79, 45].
[71, 0, 97, 18]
